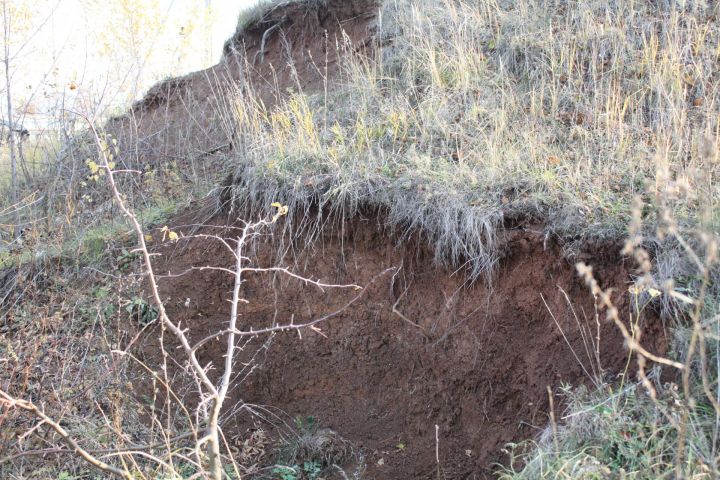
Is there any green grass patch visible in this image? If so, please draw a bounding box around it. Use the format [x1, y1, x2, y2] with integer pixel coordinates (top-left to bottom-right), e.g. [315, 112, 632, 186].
[497, 378, 717, 479]
[0, 198, 181, 270]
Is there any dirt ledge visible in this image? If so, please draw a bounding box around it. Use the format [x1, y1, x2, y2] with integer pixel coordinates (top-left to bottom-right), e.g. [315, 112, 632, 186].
[136, 210, 668, 479]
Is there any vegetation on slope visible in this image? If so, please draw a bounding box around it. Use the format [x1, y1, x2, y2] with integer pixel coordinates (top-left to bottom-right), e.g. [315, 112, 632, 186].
[222, 0, 720, 477]
[0, 0, 719, 478]
[226, 0, 719, 279]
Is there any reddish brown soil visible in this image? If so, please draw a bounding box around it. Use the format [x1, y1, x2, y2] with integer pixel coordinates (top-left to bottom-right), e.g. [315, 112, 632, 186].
[136, 211, 668, 479]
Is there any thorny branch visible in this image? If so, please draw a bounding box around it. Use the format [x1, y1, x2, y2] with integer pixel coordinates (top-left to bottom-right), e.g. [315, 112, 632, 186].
[78, 114, 369, 479]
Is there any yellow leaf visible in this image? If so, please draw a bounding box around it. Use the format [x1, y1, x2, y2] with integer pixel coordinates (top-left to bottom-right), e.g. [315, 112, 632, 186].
[271, 202, 289, 220]
[86, 159, 99, 174]
[648, 288, 661, 298]
[144, 234, 153, 242]
[108, 161, 116, 170]
[168, 231, 179, 241]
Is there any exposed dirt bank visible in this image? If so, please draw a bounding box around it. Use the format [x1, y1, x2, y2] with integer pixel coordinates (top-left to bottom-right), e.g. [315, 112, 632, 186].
[117, 2, 668, 477]
[137, 210, 668, 479]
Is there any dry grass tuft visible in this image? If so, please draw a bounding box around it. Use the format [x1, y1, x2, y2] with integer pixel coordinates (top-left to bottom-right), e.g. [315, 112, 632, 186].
[224, 0, 719, 279]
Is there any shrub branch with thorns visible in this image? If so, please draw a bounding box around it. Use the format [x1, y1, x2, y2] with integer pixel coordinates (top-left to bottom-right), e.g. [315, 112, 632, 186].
[0, 114, 383, 479]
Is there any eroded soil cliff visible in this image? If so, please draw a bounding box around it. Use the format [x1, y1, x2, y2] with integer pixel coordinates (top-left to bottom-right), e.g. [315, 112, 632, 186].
[136, 211, 666, 479]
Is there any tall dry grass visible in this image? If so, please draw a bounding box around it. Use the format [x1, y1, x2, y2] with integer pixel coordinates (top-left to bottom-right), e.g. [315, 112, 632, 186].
[225, 0, 719, 280]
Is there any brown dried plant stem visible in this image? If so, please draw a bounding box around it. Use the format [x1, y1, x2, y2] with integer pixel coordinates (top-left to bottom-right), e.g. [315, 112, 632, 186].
[576, 263, 684, 371]
[2, 0, 18, 237]
[0, 431, 196, 464]
[206, 219, 251, 480]
[0, 391, 133, 480]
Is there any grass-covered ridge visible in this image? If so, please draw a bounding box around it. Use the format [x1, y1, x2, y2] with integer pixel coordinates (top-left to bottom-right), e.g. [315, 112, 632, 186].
[233, 0, 324, 33]
[225, 0, 719, 278]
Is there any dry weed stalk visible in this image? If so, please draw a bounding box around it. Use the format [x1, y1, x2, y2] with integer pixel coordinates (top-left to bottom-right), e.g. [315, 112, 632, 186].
[576, 152, 718, 477]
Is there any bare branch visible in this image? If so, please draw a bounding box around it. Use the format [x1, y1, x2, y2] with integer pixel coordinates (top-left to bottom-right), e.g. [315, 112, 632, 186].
[0, 391, 132, 479]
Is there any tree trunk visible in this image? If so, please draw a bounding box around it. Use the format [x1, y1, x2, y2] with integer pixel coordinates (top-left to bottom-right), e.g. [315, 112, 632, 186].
[2, 0, 19, 238]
